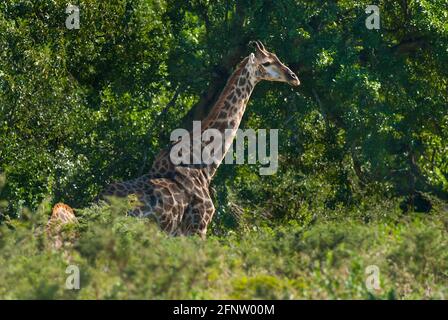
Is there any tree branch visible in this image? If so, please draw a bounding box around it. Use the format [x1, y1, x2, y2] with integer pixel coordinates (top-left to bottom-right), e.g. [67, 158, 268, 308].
[179, 3, 248, 131]
[138, 85, 183, 175]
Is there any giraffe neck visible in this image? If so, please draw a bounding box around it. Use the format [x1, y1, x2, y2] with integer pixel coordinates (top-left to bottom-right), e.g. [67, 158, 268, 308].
[199, 56, 258, 180]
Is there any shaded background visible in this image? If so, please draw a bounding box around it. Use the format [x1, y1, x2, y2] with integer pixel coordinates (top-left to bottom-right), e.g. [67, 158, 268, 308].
[1, 0, 447, 232]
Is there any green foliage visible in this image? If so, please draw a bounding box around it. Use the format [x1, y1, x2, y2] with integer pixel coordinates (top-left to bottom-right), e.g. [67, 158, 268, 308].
[0, 0, 187, 214]
[0, 198, 446, 299]
[0, 0, 447, 300]
[0, 0, 447, 219]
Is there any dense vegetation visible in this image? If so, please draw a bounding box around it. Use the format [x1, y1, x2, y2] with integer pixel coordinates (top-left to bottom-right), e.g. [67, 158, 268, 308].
[0, 196, 447, 299]
[0, 0, 447, 299]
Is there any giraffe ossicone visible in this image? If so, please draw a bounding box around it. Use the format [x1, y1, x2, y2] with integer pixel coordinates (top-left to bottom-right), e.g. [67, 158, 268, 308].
[49, 40, 300, 239]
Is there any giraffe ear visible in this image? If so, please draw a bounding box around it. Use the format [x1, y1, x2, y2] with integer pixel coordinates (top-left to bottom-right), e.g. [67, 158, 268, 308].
[249, 53, 256, 64]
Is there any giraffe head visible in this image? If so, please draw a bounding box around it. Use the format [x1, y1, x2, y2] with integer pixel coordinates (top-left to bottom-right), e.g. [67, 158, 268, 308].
[249, 40, 300, 86]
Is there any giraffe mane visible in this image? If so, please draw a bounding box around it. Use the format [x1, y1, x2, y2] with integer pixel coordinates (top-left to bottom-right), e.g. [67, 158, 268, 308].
[201, 56, 250, 130]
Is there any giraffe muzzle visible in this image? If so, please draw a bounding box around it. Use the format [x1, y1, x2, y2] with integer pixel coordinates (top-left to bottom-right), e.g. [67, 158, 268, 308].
[288, 72, 300, 86]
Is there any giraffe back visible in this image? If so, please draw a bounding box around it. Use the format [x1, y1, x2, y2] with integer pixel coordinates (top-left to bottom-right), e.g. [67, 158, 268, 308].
[47, 203, 78, 232]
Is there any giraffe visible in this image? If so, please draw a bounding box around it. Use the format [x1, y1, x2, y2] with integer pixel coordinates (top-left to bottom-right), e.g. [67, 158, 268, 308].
[50, 41, 300, 239]
[46, 203, 78, 249]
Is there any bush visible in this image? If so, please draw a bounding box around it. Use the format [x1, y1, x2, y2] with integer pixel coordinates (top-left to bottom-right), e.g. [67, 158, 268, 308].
[0, 197, 446, 299]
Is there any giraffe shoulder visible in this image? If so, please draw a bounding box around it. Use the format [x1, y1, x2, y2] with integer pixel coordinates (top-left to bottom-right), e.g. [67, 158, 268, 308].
[50, 203, 77, 223]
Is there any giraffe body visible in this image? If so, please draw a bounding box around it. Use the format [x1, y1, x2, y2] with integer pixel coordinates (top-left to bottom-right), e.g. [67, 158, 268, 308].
[100, 166, 213, 237]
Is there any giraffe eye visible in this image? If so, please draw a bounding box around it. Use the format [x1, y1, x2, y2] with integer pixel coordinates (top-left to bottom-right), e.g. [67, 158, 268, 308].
[262, 62, 271, 67]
